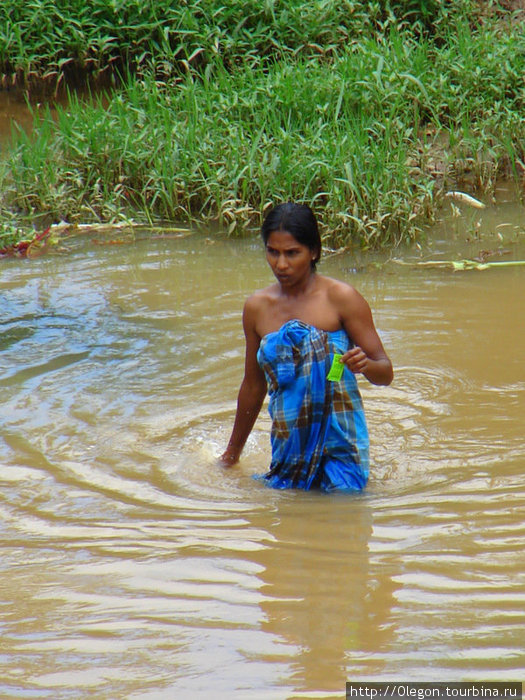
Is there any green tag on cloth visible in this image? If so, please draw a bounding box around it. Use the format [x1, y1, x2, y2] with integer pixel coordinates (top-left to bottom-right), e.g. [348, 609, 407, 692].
[327, 353, 344, 381]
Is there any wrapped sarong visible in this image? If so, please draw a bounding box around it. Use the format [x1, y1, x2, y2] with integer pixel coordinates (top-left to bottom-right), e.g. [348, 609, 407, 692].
[255, 319, 369, 492]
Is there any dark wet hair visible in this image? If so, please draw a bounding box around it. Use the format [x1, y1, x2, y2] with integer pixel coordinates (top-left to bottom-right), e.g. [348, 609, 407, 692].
[261, 202, 322, 268]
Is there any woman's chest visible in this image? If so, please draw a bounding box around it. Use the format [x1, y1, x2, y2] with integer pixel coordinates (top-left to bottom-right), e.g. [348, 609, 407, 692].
[257, 295, 341, 337]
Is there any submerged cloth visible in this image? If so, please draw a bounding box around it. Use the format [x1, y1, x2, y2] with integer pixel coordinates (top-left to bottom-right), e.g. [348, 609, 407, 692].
[255, 319, 369, 492]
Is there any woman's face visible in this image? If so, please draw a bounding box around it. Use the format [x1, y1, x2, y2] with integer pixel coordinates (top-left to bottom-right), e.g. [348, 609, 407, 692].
[265, 230, 317, 287]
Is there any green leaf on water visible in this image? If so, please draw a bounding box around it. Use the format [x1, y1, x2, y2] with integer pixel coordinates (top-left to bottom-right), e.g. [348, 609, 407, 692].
[392, 259, 525, 272]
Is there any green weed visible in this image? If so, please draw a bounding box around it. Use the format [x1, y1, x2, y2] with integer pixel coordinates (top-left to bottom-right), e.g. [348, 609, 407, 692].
[0, 1, 523, 248]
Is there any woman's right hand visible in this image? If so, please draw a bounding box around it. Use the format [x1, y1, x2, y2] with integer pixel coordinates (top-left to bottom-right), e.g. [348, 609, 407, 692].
[217, 450, 240, 468]
[217, 295, 267, 471]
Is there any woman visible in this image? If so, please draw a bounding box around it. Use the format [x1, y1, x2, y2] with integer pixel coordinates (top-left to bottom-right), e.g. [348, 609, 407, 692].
[219, 202, 393, 491]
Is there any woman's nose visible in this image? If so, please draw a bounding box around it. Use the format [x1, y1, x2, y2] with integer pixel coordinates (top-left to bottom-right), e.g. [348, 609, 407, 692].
[276, 255, 288, 269]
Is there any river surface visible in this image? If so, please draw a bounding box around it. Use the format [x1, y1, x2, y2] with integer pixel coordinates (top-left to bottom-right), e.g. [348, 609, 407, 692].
[1, 192, 524, 698]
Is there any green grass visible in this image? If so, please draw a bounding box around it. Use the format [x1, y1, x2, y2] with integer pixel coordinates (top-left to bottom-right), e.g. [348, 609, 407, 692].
[0, 0, 477, 87]
[0, 1, 523, 248]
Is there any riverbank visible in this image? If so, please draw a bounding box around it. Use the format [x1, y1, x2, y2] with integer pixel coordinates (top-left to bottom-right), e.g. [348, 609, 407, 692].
[0, 1, 523, 249]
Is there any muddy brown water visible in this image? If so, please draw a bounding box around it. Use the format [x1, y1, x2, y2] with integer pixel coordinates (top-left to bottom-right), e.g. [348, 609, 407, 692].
[0, 89, 66, 142]
[1, 191, 524, 698]
[1, 92, 525, 696]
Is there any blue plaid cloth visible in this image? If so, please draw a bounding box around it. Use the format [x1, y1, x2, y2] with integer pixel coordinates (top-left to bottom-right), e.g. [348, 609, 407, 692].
[255, 319, 369, 492]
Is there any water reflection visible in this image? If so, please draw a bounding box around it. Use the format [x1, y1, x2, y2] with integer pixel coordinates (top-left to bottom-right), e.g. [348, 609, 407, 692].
[255, 496, 396, 693]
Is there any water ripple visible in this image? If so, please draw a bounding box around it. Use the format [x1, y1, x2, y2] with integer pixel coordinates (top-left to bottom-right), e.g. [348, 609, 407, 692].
[0, 234, 524, 695]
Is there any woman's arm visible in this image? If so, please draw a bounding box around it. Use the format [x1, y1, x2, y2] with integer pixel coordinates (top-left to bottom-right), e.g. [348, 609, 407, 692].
[218, 297, 268, 467]
[332, 282, 393, 386]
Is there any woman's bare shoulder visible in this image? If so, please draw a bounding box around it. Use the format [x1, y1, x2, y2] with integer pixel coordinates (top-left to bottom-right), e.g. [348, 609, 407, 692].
[242, 284, 279, 330]
[244, 283, 278, 309]
[319, 275, 362, 302]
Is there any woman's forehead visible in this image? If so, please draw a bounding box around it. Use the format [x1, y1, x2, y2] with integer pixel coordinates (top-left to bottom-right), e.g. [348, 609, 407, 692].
[266, 230, 306, 248]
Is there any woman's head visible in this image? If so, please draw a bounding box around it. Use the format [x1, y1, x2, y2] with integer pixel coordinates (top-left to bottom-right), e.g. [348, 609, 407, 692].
[261, 203, 321, 269]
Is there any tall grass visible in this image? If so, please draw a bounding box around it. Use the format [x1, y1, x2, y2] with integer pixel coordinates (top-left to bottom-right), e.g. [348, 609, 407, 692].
[0, 0, 480, 88]
[2, 49, 436, 246]
[0, 1, 523, 248]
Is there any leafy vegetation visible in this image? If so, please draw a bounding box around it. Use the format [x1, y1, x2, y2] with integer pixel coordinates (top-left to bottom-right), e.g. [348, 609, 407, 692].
[0, 0, 523, 248]
[0, 0, 478, 87]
